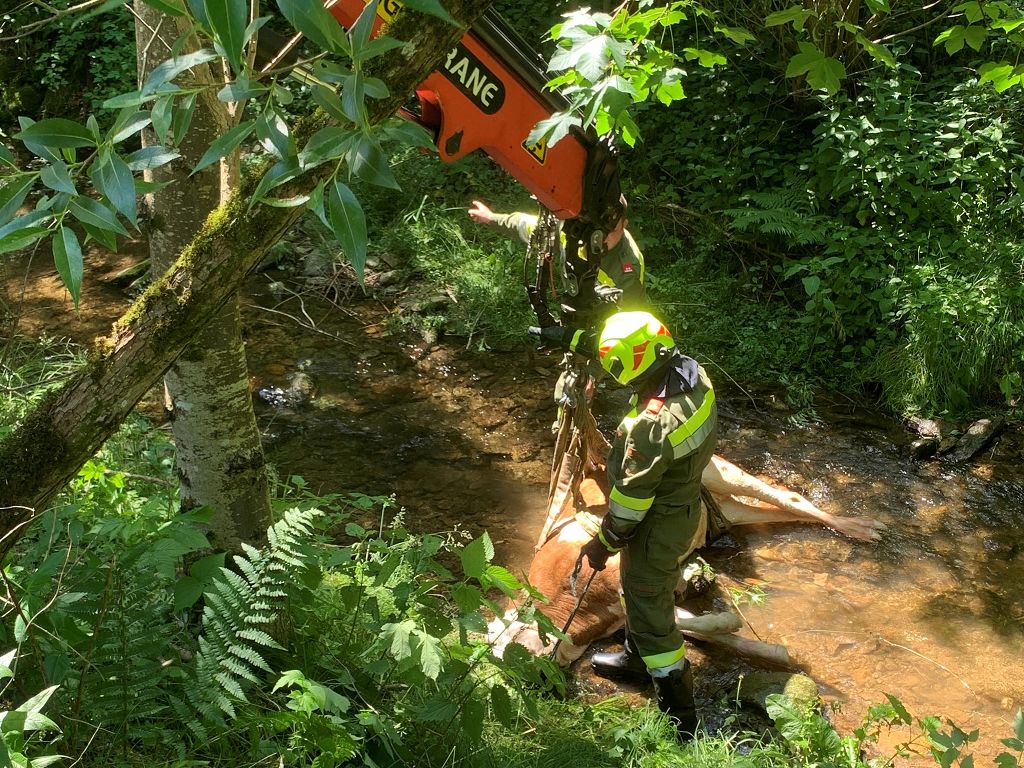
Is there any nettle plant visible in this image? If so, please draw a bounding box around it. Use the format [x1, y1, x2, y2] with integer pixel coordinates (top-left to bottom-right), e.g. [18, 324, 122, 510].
[527, 0, 755, 149]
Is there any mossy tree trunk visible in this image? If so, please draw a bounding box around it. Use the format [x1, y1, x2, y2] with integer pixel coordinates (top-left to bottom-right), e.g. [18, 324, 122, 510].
[135, 3, 271, 550]
[0, 0, 493, 556]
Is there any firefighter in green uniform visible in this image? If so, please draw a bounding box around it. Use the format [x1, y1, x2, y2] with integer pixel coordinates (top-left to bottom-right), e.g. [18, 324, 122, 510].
[467, 198, 647, 325]
[529, 310, 718, 737]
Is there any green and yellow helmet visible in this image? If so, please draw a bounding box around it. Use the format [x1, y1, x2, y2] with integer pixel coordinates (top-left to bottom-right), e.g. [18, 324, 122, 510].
[598, 311, 675, 385]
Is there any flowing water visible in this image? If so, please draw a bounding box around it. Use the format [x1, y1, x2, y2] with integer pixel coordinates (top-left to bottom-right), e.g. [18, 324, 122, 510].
[8, 255, 1022, 765]
[244, 281, 1023, 764]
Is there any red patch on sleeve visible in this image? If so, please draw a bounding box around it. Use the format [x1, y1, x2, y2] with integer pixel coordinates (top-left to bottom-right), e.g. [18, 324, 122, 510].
[622, 263, 633, 273]
[644, 398, 664, 414]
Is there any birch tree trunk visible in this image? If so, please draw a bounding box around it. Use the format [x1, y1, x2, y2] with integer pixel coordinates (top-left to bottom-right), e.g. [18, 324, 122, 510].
[0, 0, 493, 556]
[135, 3, 271, 550]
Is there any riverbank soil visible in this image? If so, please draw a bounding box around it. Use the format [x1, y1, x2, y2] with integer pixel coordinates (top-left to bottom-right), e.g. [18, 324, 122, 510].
[4, 241, 1022, 766]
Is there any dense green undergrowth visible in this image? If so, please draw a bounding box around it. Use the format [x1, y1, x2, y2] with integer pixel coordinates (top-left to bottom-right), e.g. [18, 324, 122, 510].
[2, 348, 1022, 767]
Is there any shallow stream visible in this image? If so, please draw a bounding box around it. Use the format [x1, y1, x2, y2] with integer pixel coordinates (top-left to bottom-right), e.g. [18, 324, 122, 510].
[243, 280, 1023, 764]
[7, 252, 1022, 765]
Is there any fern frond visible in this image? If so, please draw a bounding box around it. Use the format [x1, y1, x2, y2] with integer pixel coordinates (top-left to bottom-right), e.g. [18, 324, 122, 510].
[185, 508, 323, 726]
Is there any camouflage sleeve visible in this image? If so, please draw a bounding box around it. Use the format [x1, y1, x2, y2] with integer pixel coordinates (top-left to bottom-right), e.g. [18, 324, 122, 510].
[596, 232, 646, 309]
[489, 212, 537, 245]
[605, 413, 672, 539]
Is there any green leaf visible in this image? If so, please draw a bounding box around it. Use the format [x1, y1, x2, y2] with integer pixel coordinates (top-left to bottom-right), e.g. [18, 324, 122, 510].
[190, 552, 226, 580]
[414, 629, 443, 680]
[143, 49, 218, 93]
[461, 696, 485, 742]
[483, 565, 524, 596]
[218, 74, 269, 103]
[174, 576, 204, 610]
[93, 150, 138, 227]
[17, 117, 60, 162]
[172, 92, 198, 145]
[205, 0, 248, 73]
[326, 179, 367, 275]
[299, 126, 357, 168]
[490, 684, 513, 727]
[310, 83, 351, 122]
[15, 119, 96, 149]
[765, 5, 815, 29]
[0, 225, 50, 256]
[250, 158, 302, 204]
[256, 111, 293, 159]
[401, 0, 455, 23]
[716, 25, 755, 45]
[53, 226, 84, 309]
[69, 196, 130, 237]
[348, 134, 399, 189]
[0, 143, 15, 167]
[415, 694, 458, 721]
[349, 0, 378, 62]
[81, 221, 118, 251]
[39, 161, 77, 196]
[963, 25, 987, 50]
[276, 0, 350, 55]
[855, 34, 896, 67]
[341, 74, 367, 124]
[884, 693, 913, 724]
[935, 26, 966, 54]
[864, 0, 890, 13]
[152, 94, 174, 145]
[384, 619, 416, 660]
[527, 112, 582, 149]
[141, 0, 187, 15]
[126, 146, 181, 171]
[109, 110, 153, 144]
[191, 119, 255, 174]
[785, 42, 845, 95]
[261, 193, 311, 207]
[358, 36, 406, 62]
[683, 47, 727, 68]
[0, 210, 51, 243]
[0, 175, 37, 225]
[802, 275, 821, 296]
[460, 532, 493, 580]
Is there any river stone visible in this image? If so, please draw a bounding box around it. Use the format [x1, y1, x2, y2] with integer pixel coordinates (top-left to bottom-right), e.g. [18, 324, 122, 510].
[738, 672, 820, 714]
[908, 436, 939, 460]
[949, 418, 1005, 463]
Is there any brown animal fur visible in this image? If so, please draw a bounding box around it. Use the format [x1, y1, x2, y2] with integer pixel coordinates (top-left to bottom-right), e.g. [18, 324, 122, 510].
[487, 454, 885, 666]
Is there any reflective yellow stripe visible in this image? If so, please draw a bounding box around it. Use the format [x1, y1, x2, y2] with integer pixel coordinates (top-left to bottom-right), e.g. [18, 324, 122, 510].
[668, 389, 716, 455]
[642, 644, 686, 670]
[609, 487, 654, 515]
[596, 268, 615, 286]
[569, 329, 585, 352]
[597, 528, 623, 552]
[609, 487, 654, 512]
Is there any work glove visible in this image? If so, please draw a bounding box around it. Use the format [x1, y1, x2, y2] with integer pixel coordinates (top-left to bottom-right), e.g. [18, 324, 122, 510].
[529, 325, 598, 358]
[594, 284, 624, 304]
[580, 535, 614, 571]
[580, 517, 629, 571]
[527, 326, 566, 348]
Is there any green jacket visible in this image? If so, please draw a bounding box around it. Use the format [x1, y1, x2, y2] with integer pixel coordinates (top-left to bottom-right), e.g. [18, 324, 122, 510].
[603, 365, 718, 542]
[490, 211, 647, 314]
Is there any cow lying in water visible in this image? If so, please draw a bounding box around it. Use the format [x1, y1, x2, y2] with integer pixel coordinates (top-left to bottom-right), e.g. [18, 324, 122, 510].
[487, 454, 885, 666]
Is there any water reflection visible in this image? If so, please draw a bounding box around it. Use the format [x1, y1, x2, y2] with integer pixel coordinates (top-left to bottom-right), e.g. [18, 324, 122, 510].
[245, 283, 1022, 764]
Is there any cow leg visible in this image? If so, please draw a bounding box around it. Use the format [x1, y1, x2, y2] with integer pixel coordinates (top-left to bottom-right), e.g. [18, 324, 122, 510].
[704, 455, 885, 542]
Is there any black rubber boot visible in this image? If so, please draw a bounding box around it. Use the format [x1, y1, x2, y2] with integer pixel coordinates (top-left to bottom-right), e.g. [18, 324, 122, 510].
[591, 637, 648, 680]
[652, 661, 698, 739]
